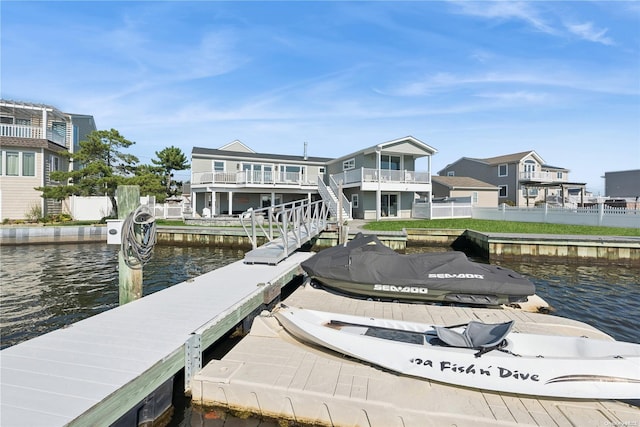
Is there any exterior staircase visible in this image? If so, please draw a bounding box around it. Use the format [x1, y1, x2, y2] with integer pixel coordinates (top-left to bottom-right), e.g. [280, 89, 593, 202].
[317, 176, 352, 222]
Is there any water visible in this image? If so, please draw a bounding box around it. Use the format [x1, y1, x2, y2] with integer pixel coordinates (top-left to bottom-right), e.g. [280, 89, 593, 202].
[1, 242, 638, 426]
[0, 243, 245, 350]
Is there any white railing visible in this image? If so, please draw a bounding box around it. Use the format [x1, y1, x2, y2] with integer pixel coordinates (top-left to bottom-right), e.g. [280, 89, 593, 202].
[329, 175, 352, 220]
[0, 124, 67, 146]
[473, 204, 640, 228]
[333, 168, 431, 185]
[239, 199, 329, 256]
[519, 171, 567, 182]
[192, 170, 315, 186]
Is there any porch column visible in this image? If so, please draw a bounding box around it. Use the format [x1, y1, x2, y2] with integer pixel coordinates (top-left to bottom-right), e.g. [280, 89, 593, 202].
[376, 146, 382, 221]
[211, 190, 216, 216]
[191, 191, 196, 215]
[228, 191, 233, 215]
[41, 109, 47, 139]
[271, 191, 276, 206]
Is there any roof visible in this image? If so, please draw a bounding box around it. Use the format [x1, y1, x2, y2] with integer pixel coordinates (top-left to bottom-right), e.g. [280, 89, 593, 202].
[470, 150, 544, 165]
[330, 135, 437, 163]
[191, 146, 332, 164]
[432, 176, 498, 190]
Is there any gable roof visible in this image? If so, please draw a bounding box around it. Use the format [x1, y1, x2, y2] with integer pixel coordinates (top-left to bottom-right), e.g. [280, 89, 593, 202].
[472, 150, 544, 165]
[432, 176, 498, 190]
[330, 135, 437, 163]
[218, 140, 255, 153]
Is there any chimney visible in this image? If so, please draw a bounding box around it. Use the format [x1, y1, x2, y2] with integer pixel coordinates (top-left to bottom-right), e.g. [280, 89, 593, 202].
[304, 141, 308, 160]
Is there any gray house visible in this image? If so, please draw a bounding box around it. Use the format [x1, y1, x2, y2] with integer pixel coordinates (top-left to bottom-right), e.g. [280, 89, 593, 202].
[438, 151, 586, 207]
[190, 136, 437, 220]
[604, 170, 640, 199]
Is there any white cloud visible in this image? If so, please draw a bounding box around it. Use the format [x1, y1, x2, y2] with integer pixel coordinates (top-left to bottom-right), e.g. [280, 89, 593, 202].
[474, 91, 550, 103]
[450, 0, 558, 35]
[565, 21, 614, 46]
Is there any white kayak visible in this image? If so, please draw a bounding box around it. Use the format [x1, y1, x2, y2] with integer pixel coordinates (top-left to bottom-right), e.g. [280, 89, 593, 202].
[273, 305, 640, 399]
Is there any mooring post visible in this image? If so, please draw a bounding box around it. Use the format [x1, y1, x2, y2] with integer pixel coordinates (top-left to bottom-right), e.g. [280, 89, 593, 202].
[118, 185, 142, 305]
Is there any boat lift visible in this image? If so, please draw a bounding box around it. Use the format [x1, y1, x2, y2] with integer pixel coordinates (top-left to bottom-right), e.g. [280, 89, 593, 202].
[240, 198, 330, 265]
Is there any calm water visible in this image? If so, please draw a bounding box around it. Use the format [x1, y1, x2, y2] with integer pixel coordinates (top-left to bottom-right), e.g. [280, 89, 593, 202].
[0, 244, 245, 350]
[1, 242, 638, 426]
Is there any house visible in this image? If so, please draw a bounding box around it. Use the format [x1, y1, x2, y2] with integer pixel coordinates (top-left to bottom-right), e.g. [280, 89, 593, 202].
[431, 176, 498, 207]
[0, 100, 96, 220]
[438, 151, 586, 207]
[190, 136, 436, 220]
[604, 169, 640, 199]
[190, 140, 331, 217]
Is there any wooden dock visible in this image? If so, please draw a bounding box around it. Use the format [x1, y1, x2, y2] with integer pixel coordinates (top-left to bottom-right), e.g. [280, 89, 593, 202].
[191, 284, 640, 427]
[0, 252, 312, 427]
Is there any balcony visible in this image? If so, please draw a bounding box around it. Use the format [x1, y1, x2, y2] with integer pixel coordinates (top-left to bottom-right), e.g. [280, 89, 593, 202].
[520, 171, 568, 183]
[192, 170, 317, 188]
[332, 168, 431, 191]
[0, 123, 67, 146]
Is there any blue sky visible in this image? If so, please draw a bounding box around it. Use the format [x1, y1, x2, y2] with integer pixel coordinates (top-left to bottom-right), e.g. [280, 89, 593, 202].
[2, 1, 639, 194]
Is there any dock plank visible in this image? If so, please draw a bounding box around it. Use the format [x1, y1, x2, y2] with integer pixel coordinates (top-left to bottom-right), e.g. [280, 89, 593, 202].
[0, 252, 312, 427]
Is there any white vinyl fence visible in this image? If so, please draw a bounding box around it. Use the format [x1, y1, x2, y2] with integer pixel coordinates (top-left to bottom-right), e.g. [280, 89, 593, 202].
[412, 201, 473, 219]
[472, 204, 640, 228]
[66, 196, 187, 221]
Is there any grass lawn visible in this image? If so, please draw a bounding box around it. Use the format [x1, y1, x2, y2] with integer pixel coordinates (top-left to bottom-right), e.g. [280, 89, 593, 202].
[362, 218, 640, 237]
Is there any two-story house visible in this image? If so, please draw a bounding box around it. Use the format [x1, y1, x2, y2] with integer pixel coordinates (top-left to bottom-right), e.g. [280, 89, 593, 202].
[438, 151, 586, 207]
[324, 136, 436, 219]
[190, 136, 436, 220]
[190, 140, 331, 217]
[0, 100, 96, 220]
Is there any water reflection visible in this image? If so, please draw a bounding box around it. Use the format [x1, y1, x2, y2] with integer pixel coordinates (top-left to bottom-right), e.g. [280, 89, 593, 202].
[406, 245, 639, 343]
[0, 243, 244, 350]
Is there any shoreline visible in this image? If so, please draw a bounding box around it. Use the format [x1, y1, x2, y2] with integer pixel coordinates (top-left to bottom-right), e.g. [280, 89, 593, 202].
[1, 224, 639, 266]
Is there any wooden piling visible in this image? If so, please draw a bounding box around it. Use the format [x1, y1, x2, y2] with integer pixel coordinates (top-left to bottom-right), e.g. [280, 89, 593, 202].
[118, 185, 142, 305]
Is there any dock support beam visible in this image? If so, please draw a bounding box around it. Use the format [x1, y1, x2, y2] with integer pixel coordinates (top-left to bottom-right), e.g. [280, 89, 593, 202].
[184, 333, 202, 394]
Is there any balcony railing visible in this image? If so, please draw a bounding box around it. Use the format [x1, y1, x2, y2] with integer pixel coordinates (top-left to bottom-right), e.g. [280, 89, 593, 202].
[520, 171, 567, 183]
[333, 168, 431, 185]
[0, 124, 67, 146]
[192, 170, 316, 186]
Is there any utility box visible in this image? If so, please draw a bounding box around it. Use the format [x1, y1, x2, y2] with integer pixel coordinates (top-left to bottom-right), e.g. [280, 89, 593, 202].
[106, 220, 124, 245]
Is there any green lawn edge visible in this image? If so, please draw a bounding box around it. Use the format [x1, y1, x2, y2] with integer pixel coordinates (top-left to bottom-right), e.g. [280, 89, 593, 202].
[362, 218, 640, 237]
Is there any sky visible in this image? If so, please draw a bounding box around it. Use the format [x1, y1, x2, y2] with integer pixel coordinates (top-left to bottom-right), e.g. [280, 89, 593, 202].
[2, 1, 639, 195]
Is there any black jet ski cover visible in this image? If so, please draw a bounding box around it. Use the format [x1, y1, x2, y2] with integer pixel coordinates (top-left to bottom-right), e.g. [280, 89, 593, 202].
[301, 233, 535, 298]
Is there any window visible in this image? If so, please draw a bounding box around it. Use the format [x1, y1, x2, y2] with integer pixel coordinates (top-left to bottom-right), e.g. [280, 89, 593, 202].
[498, 185, 508, 198]
[351, 194, 359, 208]
[6, 152, 19, 176]
[50, 155, 60, 172]
[22, 152, 35, 176]
[447, 171, 455, 176]
[343, 158, 355, 171]
[213, 161, 225, 172]
[381, 155, 400, 170]
[318, 167, 325, 174]
[472, 191, 478, 204]
[261, 194, 282, 207]
[557, 172, 563, 179]
[522, 187, 538, 197]
[498, 164, 508, 177]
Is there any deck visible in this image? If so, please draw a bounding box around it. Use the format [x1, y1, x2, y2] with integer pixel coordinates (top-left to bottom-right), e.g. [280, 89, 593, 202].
[191, 284, 640, 426]
[0, 252, 313, 427]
